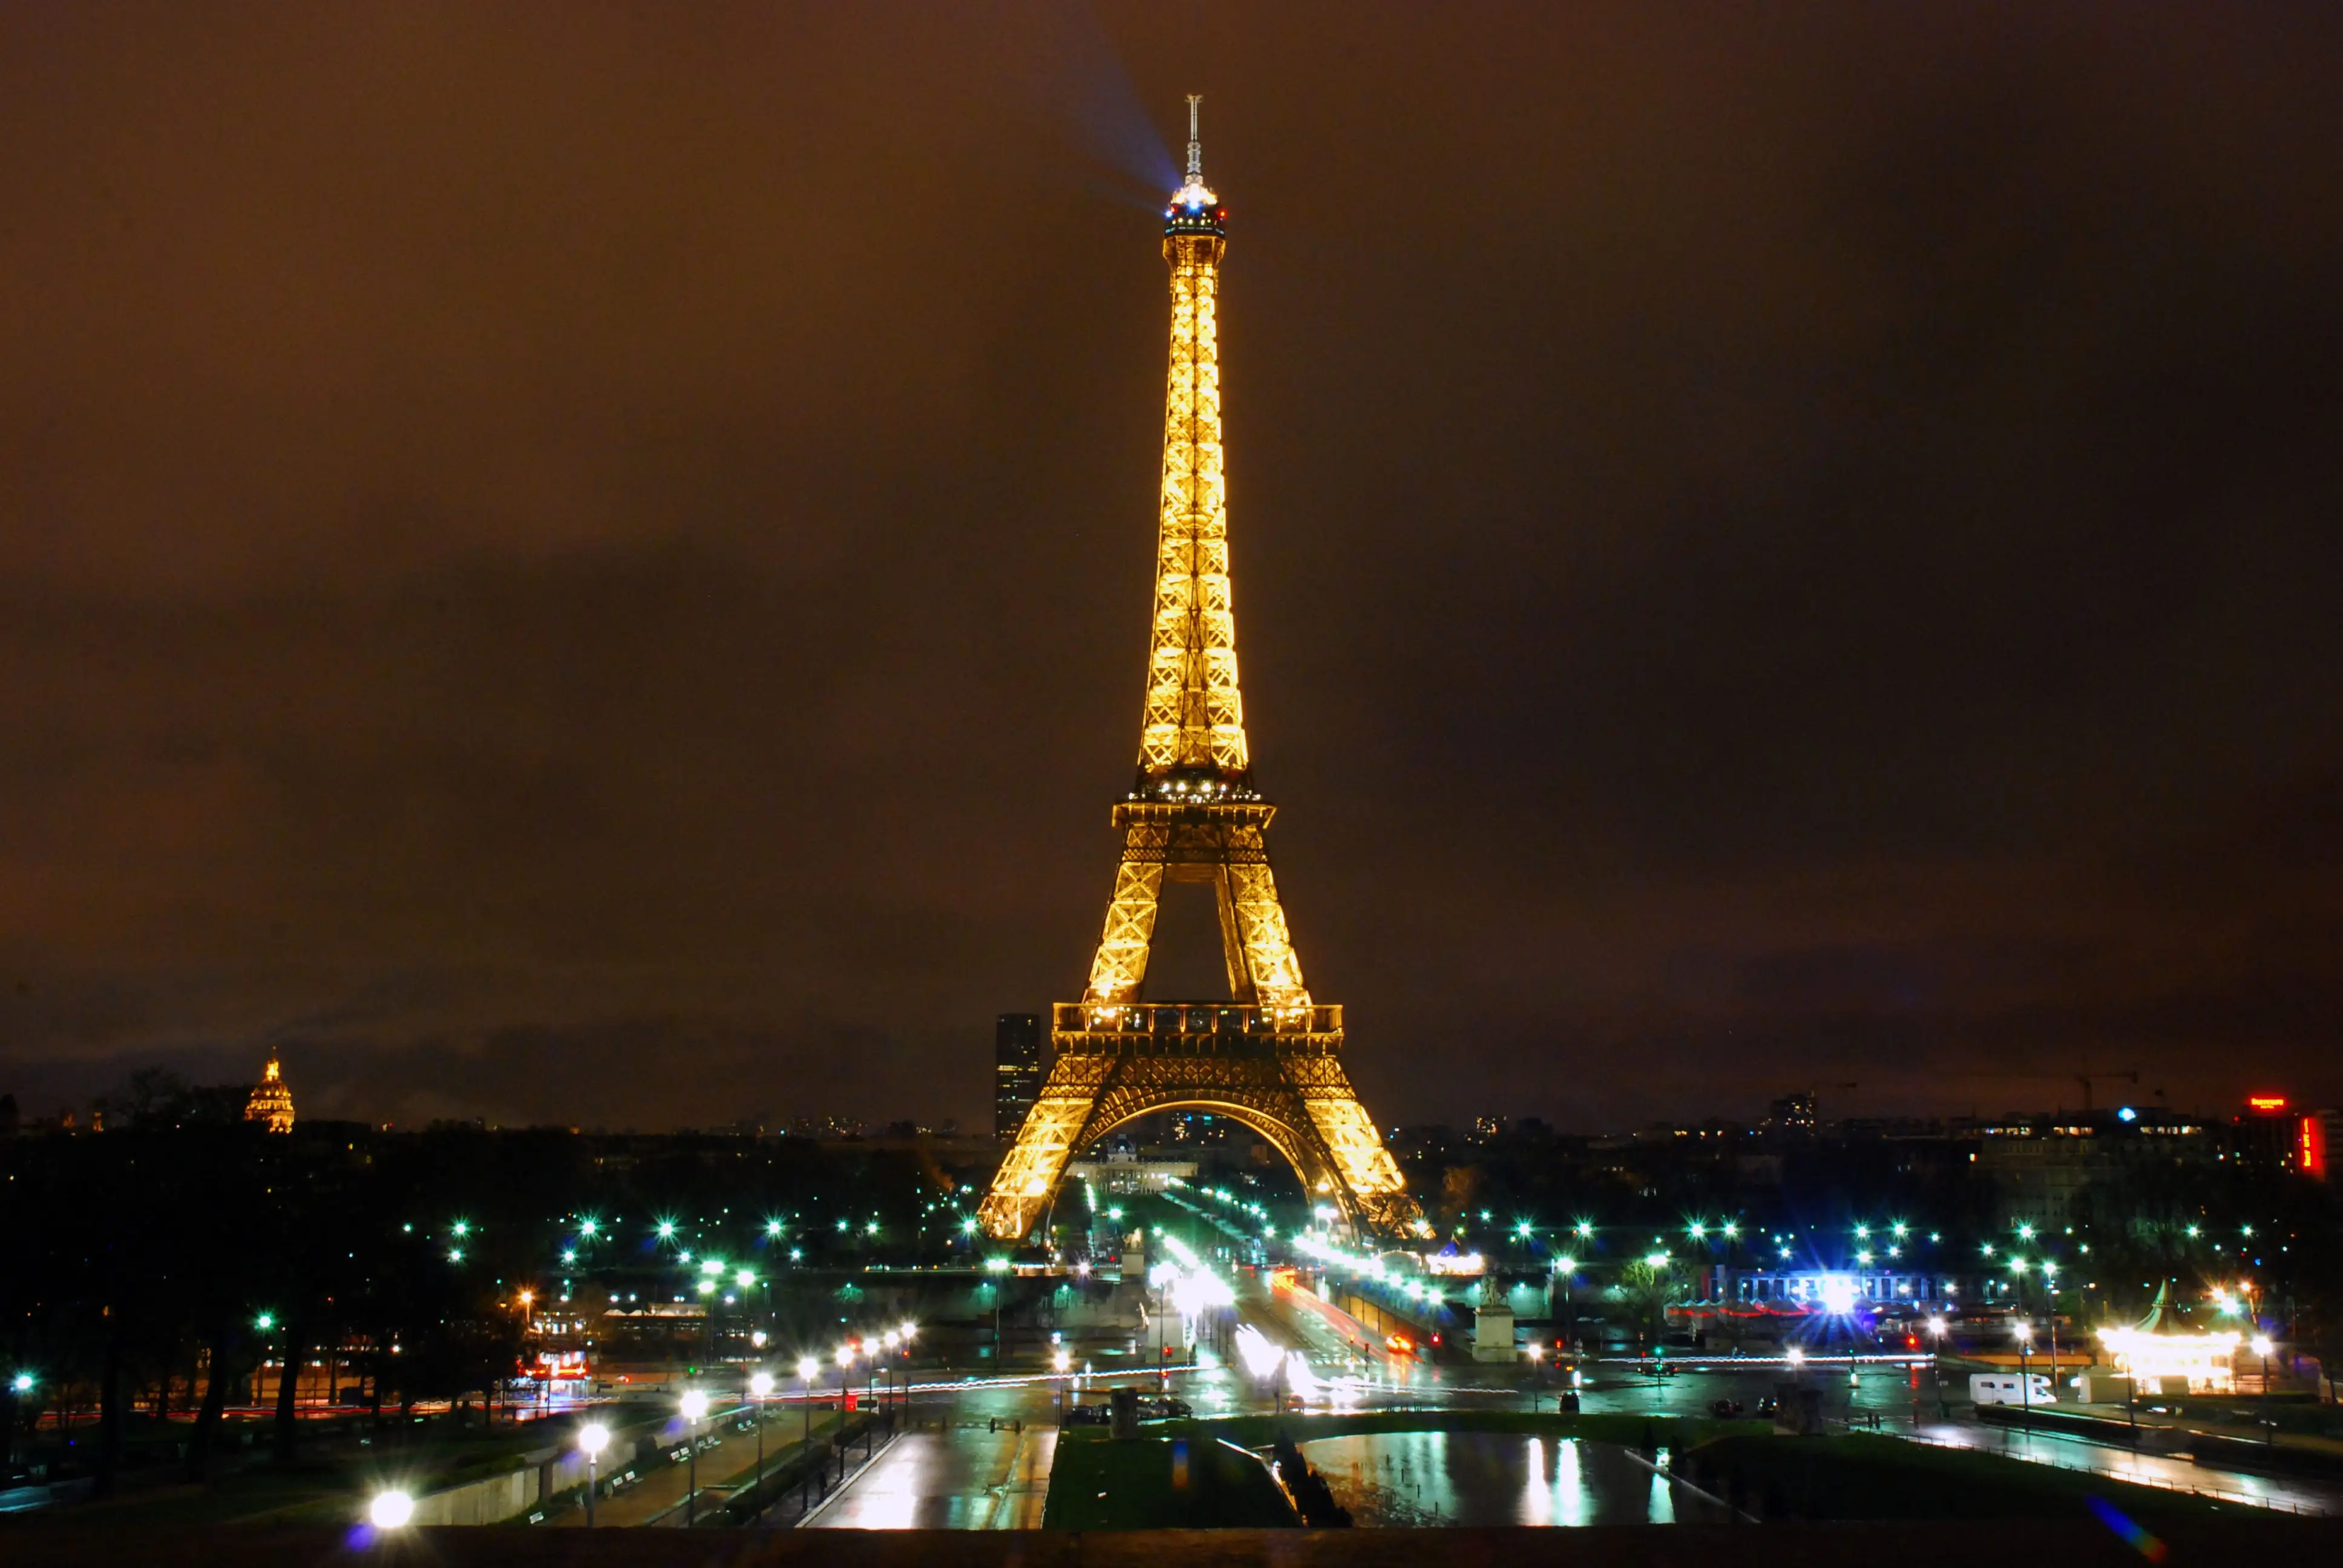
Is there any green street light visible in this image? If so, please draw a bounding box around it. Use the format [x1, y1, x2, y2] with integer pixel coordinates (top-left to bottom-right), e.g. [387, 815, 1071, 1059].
[10, 1372, 33, 1394]
[580, 1218, 600, 1236]
[254, 1312, 275, 1331]
[448, 1248, 465, 1263]
[451, 1220, 471, 1238]
[2017, 1223, 2036, 1241]
[735, 1269, 755, 1289]
[766, 1220, 784, 1236]
[984, 1256, 1011, 1274]
[657, 1221, 677, 1240]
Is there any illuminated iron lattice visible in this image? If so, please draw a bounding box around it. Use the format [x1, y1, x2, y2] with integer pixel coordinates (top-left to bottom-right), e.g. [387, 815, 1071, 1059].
[980, 100, 1422, 1243]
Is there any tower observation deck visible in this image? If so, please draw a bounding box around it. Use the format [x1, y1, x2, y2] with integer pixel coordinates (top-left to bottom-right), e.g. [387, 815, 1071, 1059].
[978, 100, 1423, 1242]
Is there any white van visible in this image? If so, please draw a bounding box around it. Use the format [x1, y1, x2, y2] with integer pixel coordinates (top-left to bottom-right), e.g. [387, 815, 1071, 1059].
[1970, 1372, 2054, 1406]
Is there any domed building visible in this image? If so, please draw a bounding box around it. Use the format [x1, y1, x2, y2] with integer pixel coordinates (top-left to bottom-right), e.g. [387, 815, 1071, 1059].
[243, 1050, 295, 1134]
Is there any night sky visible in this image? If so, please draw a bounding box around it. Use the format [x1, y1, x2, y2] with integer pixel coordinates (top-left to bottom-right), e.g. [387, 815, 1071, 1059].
[5, 5, 2341, 1133]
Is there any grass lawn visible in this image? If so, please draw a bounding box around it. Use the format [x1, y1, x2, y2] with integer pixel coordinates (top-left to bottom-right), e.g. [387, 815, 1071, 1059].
[1683, 1433, 2246, 1523]
[1043, 1437, 1299, 1530]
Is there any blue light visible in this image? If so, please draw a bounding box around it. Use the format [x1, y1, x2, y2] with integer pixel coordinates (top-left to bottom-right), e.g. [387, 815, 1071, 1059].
[2117, 1106, 2137, 1122]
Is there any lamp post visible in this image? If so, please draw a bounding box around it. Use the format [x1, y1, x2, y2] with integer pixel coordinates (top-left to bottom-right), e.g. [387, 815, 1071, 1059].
[796, 1355, 819, 1452]
[1926, 1316, 1949, 1422]
[750, 1371, 773, 1491]
[2043, 1264, 2062, 1398]
[680, 1390, 709, 1526]
[578, 1422, 608, 1527]
[835, 1342, 856, 1470]
[2014, 1322, 2033, 1436]
[1053, 1348, 1071, 1425]
[2252, 1334, 2275, 1443]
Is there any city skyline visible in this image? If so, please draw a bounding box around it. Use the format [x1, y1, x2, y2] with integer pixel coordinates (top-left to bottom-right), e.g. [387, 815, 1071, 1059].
[5, 5, 2343, 1134]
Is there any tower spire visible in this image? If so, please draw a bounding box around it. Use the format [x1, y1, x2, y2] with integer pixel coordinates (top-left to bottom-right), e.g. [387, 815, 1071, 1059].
[975, 100, 1423, 1246]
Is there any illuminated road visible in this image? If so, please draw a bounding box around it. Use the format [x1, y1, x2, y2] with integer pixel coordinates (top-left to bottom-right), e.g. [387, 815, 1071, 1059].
[1906, 1420, 2343, 1516]
[801, 1423, 1057, 1529]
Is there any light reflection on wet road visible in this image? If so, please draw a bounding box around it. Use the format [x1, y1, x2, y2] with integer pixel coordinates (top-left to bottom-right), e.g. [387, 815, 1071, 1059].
[1302, 1432, 1735, 1527]
[1906, 1420, 2342, 1516]
[801, 1423, 1056, 1529]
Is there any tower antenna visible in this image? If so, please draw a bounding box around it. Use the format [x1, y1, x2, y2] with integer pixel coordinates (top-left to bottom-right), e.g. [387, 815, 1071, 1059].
[1186, 94, 1204, 184]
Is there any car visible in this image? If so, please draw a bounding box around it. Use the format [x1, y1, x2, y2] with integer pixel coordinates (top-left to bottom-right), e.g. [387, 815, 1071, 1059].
[1708, 1398, 1746, 1418]
[1755, 1396, 1779, 1419]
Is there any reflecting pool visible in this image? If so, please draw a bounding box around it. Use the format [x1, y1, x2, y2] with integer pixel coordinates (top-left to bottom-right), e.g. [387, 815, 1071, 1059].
[1300, 1432, 1735, 1527]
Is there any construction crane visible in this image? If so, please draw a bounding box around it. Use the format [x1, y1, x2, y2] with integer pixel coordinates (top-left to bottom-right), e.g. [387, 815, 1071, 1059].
[2073, 1067, 2138, 1112]
[1954, 1066, 2139, 1112]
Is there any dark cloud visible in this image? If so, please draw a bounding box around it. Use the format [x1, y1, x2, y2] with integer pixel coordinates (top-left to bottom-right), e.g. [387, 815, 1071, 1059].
[2, 4, 2339, 1131]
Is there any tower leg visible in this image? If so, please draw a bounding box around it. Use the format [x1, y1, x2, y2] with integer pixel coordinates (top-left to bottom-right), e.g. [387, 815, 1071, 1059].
[1084, 857, 1164, 1004]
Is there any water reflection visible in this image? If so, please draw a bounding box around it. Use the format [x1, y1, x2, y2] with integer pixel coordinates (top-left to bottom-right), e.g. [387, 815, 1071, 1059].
[1301, 1432, 1734, 1527]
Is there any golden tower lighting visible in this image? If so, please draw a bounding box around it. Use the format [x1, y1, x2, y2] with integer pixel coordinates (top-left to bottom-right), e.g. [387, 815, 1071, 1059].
[243, 1049, 295, 1134]
[979, 99, 1421, 1241]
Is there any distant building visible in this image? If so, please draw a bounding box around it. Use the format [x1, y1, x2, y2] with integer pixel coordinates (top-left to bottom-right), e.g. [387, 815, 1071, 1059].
[994, 1013, 1042, 1141]
[2232, 1094, 2328, 1178]
[243, 1050, 295, 1134]
[1977, 1108, 2212, 1227]
[1765, 1093, 1818, 1132]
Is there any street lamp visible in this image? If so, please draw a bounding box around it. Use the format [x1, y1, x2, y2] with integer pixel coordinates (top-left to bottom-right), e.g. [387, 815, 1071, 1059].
[680, 1390, 710, 1526]
[1926, 1316, 1949, 1420]
[2252, 1334, 2276, 1442]
[750, 1371, 774, 1489]
[369, 1489, 415, 1528]
[1052, 1348, 1071, 1425]
[797, 1354, 820, 1456]
[578, 1422, 608, 1527]
[2014, 1321, 2034, 1435]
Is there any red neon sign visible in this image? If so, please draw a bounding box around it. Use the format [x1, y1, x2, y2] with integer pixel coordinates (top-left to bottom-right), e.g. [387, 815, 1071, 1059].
[2246, 1095, 2289, 1112]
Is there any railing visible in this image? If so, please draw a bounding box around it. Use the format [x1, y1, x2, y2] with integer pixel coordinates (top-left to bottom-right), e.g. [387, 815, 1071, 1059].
[1052, 1001, 1342, 1039]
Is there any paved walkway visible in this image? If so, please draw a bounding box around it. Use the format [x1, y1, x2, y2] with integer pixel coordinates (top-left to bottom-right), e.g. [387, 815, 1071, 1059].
[1903, 1420, 2343, 1516]
[803, 1424, 1057, 1529]
[552, 1408, 847, 1527]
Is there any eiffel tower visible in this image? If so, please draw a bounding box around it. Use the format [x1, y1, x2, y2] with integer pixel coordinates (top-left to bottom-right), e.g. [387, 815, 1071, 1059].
[980, 101, 1423, 1242]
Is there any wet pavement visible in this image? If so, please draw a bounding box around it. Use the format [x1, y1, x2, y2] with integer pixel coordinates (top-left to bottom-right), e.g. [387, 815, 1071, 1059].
[801, 1423, 1057, 1529]
[1903, 1420, 2342, 1516]
[1303, 1431, 1737, 1527]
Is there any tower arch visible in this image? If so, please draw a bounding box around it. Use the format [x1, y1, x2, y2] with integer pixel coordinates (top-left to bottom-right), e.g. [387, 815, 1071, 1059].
[979, 102, 1420, 1244]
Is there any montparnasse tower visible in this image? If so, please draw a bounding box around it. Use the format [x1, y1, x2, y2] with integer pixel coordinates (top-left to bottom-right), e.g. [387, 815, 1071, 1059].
[979, 100, 1421, 1241]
